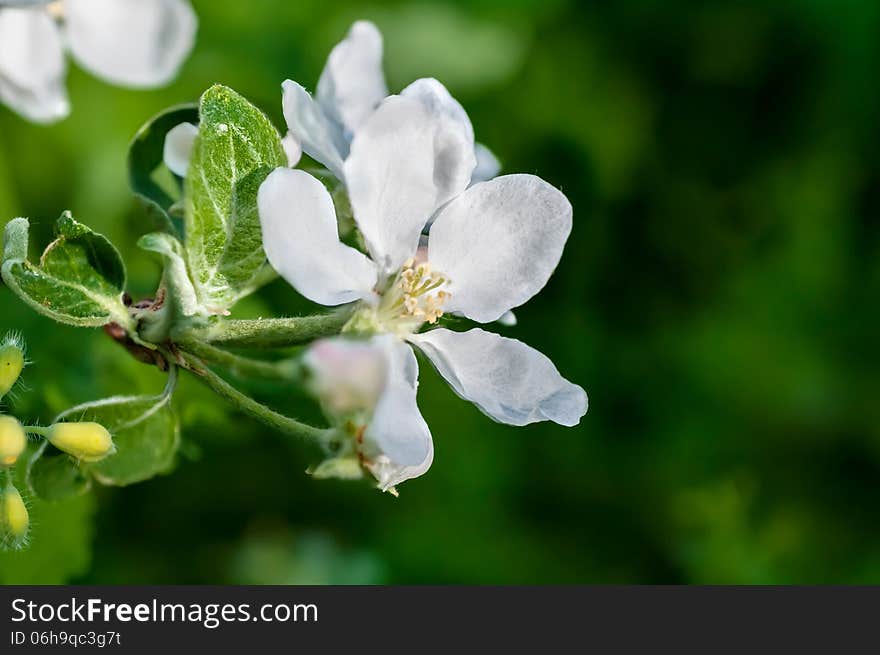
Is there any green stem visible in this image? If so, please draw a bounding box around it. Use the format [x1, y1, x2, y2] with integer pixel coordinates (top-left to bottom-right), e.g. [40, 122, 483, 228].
[178, 339, 300, 381]
[176, 350, 332, 444]
[24, 425, 48, 437]
[190, 308, 354, 349]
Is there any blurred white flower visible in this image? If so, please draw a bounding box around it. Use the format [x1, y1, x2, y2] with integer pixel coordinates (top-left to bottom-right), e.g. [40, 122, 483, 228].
[281, 20, 500, 184]
[0, 0, 197, 123]
[304, 335, 432, 493]
[259, 88, 587, 435]
[303, 337, 387, 418]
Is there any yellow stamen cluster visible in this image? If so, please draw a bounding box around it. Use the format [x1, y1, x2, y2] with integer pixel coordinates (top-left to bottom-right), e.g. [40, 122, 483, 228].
[46, 1, 64, 20]
[391, 258, 450, 325]
[344, 258, 453, 337]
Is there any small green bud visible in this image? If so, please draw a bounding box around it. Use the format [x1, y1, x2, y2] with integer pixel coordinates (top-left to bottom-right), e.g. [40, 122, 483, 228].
[308, 456, 364, 481]
[46, 421, 115, 462]
[0, 334, 25, 400]
[0, 416, 27, 467]
[1, 485, 29, 549]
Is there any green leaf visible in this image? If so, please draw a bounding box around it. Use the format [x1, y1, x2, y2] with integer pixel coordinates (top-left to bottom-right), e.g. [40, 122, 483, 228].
[184, 85, 285, 312]
[0, 493, 95, 584]
[1, 213, 131, 328]
[56, 368, 180, 486]
[28, 441, 92, 501]
[128, 104, 199, 237]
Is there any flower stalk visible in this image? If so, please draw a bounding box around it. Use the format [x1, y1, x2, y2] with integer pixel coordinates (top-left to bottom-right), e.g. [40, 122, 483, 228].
[187, 309, 353, 349]
[175, 350, 334, 446]
[177, 339, 300, 381]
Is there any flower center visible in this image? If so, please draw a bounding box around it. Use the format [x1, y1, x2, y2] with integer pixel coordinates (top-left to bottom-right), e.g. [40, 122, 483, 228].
[47, 1, 65, 20]
[343, 258, 452, 337]
[377, 258, 450, 332]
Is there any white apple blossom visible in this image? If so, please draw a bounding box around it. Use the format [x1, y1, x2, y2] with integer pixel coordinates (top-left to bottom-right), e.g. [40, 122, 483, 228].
[258, 90, 587, 488]
[303, 336, 432, 493]
[281, 20, 500, 185]
[0, 0, 196, 123]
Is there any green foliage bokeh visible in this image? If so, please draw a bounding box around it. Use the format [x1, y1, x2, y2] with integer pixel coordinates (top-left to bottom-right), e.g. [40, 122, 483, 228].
[2, 0, 879, 584]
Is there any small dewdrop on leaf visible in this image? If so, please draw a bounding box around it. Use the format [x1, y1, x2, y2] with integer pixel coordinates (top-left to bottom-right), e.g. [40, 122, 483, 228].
[46, 421, 115, 463]
[0, 333, 26, 400]
[0, 485, 29, 550]
[0, 416, 27, 467]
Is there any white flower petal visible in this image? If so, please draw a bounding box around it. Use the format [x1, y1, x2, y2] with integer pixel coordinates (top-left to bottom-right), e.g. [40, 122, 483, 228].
[64, 0, 195, 88]
[0, 7, 69, 123]
[281, 79, 347, 179]
[424, 140, 501, 229]
[400, 77, 474, 144]
[399, 77, 479, 208]
[344, 92, 476, 273]
[281, 131, 302, 167]
[364, 337, 433, 490]
[162, 121, 197, 177]
[471, 142, 501, 184]
[258, 167, 377, 306]
[316, 20, 387, 137]
[410, 328, 587, 427]
[428, 174, 573, 323]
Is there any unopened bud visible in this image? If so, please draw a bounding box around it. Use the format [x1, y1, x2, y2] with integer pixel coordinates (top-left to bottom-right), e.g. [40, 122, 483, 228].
[46, 421, 115, 462]
[0, 416, 26, 467]
[1, 485, 28, 548]
[163, 121, 198, 177]
[0, 334, 25, 399]
[303, 338, 388, 417]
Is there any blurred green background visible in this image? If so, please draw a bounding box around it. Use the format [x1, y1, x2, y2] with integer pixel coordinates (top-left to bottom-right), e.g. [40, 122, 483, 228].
[2, 0, 880, 584]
